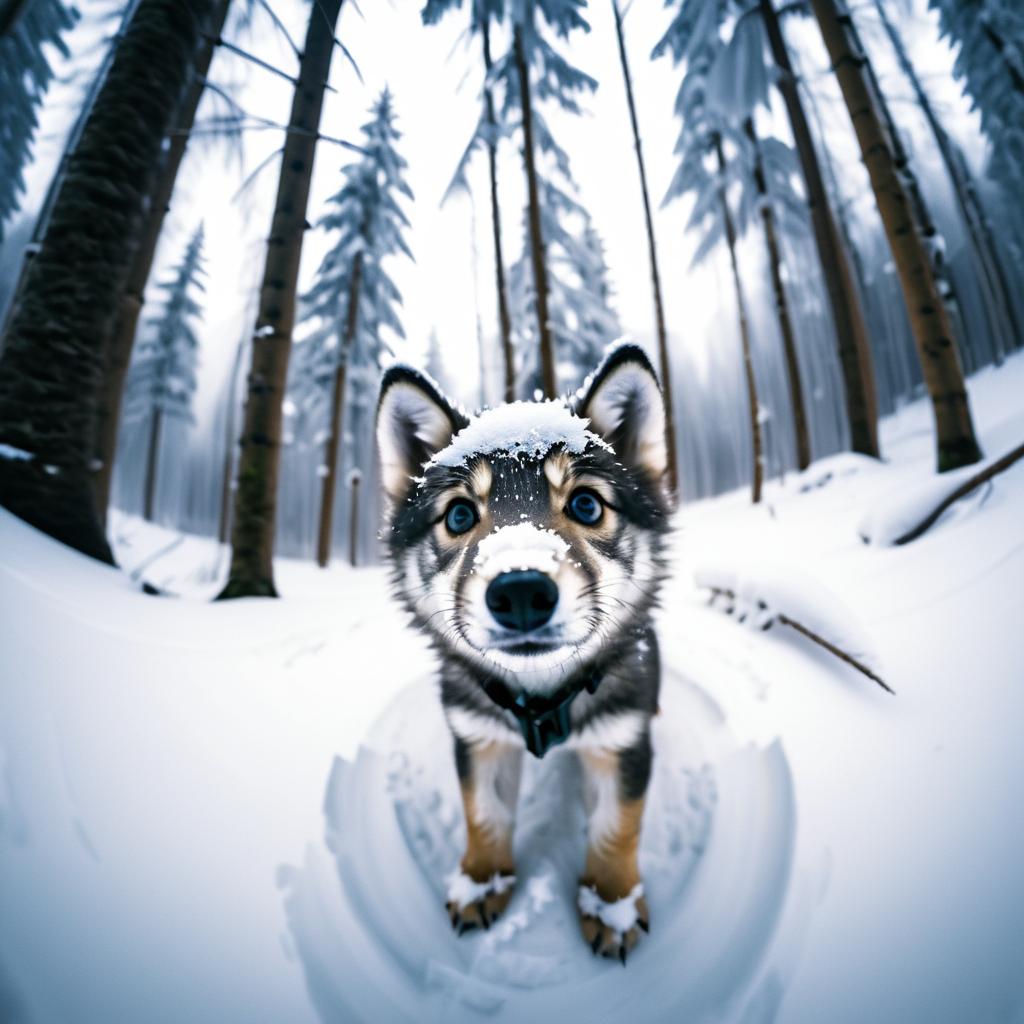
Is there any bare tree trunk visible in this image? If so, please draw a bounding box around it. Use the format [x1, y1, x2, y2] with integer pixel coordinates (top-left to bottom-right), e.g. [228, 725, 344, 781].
[811, 0, 983, 471]
[143, 407, 162, 522]
[218, 0, 344, 599]
[348, 470, 360, 568]
[93, 0, 232, 528]
[715, 137, 763, 504]
[513, 23, 556, 400]
[315, 257, 361, 568]
[612, 0, 679, 498]
[0, 0, 215, 565]
[482, 20, 515, 403]
[744, 117, 811, 471]
[759, 0, 879, 459]
[873, 0, 1021, 364]
[217, 333, 246, 544]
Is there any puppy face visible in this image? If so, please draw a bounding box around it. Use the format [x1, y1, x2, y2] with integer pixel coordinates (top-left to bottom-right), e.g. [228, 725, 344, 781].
[377, 346, 671, 693]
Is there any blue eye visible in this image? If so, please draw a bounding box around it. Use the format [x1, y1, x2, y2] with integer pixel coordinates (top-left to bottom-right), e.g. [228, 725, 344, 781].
[445, 500, 478, 535]
[568, 489, 603, 525]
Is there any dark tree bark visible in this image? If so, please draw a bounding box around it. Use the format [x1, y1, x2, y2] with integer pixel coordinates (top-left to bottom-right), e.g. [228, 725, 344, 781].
[873, 0, 1021, 365]
[93, 0, 232, 527]
[612, 0, 679, 498]
[0, 0, 215, 563]
[218, 0, 344, 598]
[513, 23, 556, 399]
[348, 469, 360, 567]
[811, 0, 982, 471]
[715, 137, 763, 504]
[482, 19, 515, 403]
[316, 254, 361, 569]
[744, 117, 811, 471]
[142, 407, 162, 522]
[759, 0, 879, 459]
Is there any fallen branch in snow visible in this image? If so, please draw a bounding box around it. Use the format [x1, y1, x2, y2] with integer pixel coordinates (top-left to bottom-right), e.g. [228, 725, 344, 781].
[706, 585, 894, 695]
[892, 440, 1024, 546]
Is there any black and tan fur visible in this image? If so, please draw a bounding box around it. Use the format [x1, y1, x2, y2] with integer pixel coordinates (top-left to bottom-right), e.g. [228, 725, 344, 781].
[376, 345, 671, 961]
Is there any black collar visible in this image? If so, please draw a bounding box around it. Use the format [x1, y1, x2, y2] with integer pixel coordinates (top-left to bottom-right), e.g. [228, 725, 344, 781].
[480, 665, 604, 759]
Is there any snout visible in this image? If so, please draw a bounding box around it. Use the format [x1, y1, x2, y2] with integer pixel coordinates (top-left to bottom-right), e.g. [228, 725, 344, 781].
[485, 570, 559, 633]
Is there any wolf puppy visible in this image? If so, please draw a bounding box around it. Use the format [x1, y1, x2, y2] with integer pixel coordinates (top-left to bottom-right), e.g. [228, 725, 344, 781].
[376, 345, 670, 962]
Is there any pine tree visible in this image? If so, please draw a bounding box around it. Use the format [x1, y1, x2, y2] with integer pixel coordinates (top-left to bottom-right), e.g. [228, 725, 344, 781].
[0, 0, 76, 240]
[219, 0, 345, 598]
[124, 224, 205, 522]
[293, 86, 413, 569]
[421, 0, 516, 401]
[0, 0, 217, 564]
[660, 28, 764, 503]
[930, 0, 1024, 202]
[509, 174, 621, 396]
[612, 0, 679, 497]
[507, 0, 596, 398]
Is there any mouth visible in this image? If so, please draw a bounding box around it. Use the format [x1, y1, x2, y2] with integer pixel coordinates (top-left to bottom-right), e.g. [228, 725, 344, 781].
[483, 626, 567, 654]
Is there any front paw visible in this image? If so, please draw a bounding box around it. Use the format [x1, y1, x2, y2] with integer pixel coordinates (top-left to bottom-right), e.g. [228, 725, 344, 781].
[446, 868, 516, 933]
[578, 882, 649, 963]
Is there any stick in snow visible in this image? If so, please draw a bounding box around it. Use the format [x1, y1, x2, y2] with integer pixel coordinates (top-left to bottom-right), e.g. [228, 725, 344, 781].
[707, 586, 895, 695]
[893, 440, 1024, 546]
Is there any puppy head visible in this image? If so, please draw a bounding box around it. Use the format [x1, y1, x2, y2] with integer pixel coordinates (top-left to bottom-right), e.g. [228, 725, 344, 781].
[377, 345, 671, 692]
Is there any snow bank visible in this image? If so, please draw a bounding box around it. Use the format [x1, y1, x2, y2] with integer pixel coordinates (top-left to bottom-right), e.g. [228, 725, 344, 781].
[428, 400, 611, 470]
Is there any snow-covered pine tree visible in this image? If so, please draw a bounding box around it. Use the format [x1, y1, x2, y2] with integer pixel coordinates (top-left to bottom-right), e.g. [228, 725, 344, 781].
[124, 223, 205, 523]
[658, 14, 764, 503]
[506, 0, 596, 397]
[930, 0, 1024, 202]
[421, 1, 517, 401]
[292, 86, 413, 568]
[0, 0, 76, 239]
[509, 173, 621, 396]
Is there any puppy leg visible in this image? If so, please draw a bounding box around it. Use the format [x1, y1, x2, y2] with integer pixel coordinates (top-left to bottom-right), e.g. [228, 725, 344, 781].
[577, 732, 652, 962]
[447, 735, 522, 933]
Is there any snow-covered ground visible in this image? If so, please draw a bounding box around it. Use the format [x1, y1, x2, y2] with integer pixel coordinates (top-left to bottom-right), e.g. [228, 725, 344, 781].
[2, 355, 1024, 1023]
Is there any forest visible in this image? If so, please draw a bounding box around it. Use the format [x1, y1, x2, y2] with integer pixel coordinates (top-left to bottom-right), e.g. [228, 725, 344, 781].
[1, 0, 1023, 1021]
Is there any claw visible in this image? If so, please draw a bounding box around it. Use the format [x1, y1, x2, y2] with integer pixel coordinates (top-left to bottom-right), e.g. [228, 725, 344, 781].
[619, 945, 628, 966]
[480, 908, 491, 930]
[590, 932, 602, 956]
[637, 918, 649, 934]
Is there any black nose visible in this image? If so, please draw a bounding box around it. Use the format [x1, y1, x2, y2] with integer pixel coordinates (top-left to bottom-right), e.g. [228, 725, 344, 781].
[485, 570, 559, 633]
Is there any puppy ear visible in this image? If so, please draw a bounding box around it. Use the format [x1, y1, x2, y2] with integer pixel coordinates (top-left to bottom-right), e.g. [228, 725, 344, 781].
[376, 366, 467, 500]
[576, 344, 668, 480]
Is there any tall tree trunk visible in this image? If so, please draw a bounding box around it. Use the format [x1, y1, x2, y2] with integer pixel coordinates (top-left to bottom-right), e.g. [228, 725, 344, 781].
[348, 469, 360, 568]
[316, 254, 362, 569]
[218, 0, 344, 598]
[143, 407, 162, 522]
[217, 333, 247, 544]
[513, 23, 557, 399]
[612, 0, 679, 498]
[482, 19, 515, 403]
[715, 137, 763, 504]
[759, 0, 879, 459]
[811, 0, 983, 471]
[93, 0, 232, 528]
[0, 0, 215, 564]
[874, 0, 1020, 364]
[744, 117, 811, 471]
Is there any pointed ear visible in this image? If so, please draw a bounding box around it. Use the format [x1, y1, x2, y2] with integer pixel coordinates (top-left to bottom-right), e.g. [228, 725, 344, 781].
[576, 344, 668, 481]
[376, 366, 468, 500]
